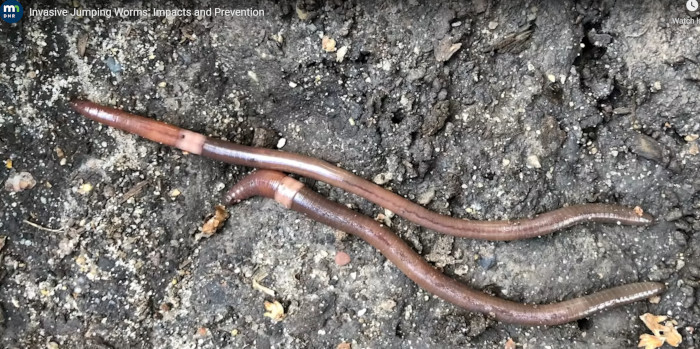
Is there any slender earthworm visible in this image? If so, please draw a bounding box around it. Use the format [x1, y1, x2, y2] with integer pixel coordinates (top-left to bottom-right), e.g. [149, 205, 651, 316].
[224, 170, 665, 326]
[69, 100, 654, 240]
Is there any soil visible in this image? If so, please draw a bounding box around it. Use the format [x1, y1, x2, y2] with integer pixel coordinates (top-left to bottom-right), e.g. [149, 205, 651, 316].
[1, 0, 699, 348]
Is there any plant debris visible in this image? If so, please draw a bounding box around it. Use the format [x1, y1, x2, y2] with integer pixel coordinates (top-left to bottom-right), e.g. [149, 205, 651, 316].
[252, 270, 276, 297]
[199, 205, 229, 237]
[638, 313, 682, 348]
[119, 180, 149, 204]
[263, 300, 286, 321]
[483, 23, 534, 53]
[639, 334, 665, 349]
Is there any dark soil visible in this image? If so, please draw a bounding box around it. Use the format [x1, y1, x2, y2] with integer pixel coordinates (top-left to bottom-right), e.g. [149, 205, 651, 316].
[1, 1, 698, 348]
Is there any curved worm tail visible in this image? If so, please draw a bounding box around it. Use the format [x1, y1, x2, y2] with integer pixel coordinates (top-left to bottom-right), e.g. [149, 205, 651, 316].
[225, 170, 665, 326]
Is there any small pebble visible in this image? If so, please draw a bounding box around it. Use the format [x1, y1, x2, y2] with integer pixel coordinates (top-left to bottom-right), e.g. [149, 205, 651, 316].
[689, 143, 699, 155]
[335, 251, 351, 266]
[104, 56, 122, 73]
[526, 155, 541, 169]
[379, 299, 396, 311]
[322, 36, 337, 52]
[372, 172, 393, 185]
[684, 134, 699, 142]
[336, 46, 348, 62]
[247, 71, 259, 83]
[417, 189, 435, 205]
[434, 38, 461, 62]
[78, 183, 93, 195]
[478, 254, 496, 270]
[334, 230, 348, 242]
[628, 133, 664, 163]
[4, 172, 37, 192]
[276, 138, 287, 149]
[488, 21, 499, 30]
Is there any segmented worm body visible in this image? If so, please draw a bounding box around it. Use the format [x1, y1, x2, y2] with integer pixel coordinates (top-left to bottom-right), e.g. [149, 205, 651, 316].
[225, 170, 665, 326]
[69, 100, 653, 240]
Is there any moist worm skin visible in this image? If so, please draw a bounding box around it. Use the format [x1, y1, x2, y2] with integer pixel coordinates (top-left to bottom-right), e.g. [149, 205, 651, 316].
[70, 100, 654, 241]
[225, 170, 665, 326]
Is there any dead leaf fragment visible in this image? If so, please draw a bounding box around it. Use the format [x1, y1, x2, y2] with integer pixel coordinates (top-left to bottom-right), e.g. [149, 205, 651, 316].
[505, 337, 516, 349]
[638, 333, 665, 349]
[5, 159, 11, 169]
[200, 205, 229, 236]
[263, 300, 286, 321]
[634, 206, 645, 217]
[639, 313, 682, 348]
[4, 172, 36, 192]
[435, 37, 462, 62]
[322, 36, 337, 52]
[337, 342, 351, 349]
[0, 236, 6, 252]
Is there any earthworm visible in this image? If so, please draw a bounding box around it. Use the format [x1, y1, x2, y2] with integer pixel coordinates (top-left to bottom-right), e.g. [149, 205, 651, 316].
[69, 100, 653, 240]
[225, 170, 665, 326]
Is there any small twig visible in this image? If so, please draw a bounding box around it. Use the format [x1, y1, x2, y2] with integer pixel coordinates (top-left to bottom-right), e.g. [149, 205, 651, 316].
[119, 180, 149, 204]
[252, 270, 276, 297]
[23, 220, 65, 233]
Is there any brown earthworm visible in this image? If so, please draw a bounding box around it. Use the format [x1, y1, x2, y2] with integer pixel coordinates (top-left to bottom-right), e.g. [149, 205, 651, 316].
[69, 100, 653, 240]
[225, 170, 665, 326]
